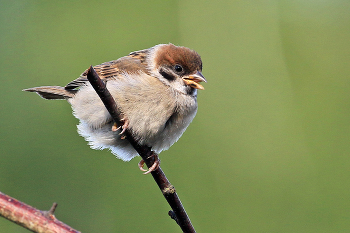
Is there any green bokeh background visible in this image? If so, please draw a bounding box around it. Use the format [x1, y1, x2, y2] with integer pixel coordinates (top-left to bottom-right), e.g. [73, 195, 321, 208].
[1, 1, 350, 232]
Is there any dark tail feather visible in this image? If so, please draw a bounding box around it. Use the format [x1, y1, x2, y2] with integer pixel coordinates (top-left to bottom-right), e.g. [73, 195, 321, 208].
[23, 86, 77, 100]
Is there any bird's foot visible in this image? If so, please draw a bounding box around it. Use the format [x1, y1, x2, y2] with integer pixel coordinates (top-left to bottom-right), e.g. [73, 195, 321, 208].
[111, 119, 129, 139]
[138, 153, 160, 175]
[111, 122, 119, 132]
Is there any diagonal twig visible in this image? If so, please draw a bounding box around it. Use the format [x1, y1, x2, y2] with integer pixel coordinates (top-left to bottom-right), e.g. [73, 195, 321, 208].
[0, 191, 80, 233]
[86, 66, 196, 233]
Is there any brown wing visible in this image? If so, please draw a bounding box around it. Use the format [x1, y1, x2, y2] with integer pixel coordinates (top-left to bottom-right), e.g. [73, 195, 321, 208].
[65, 49, 149, 90]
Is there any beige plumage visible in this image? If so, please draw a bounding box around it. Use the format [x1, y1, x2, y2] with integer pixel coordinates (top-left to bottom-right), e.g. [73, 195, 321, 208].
[24, 44, 206, 162]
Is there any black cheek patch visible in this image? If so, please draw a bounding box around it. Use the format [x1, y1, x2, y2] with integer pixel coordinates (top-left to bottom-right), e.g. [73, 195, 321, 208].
[187, 86, 196, 96]
[159, 68, 176, 81]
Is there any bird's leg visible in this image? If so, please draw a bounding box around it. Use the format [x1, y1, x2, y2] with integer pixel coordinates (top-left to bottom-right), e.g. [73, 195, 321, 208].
[138, 152, 160, 175]
[111, 118, 129, 139]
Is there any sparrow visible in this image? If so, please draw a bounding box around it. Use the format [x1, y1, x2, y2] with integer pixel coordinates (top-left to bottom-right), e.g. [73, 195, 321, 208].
[24, 43, 206, 173]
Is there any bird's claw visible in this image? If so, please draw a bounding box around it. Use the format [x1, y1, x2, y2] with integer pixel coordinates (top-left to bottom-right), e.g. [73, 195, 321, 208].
[138, 153, 160, 175]
[111, 122, 119, 132]
[138, 160, 148, 172]
[111, 119, 129, 139]
[119, 118, 129, 135]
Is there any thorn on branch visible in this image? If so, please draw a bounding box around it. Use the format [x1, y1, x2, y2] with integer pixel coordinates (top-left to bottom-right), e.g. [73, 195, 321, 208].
[168, 210, 179, 225]
[42, 202, 58, 220]
[49, 202, 58, 214]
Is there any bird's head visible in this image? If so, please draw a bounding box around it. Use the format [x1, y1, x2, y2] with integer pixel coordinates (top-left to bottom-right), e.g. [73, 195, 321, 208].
[147, 44, 206, 95]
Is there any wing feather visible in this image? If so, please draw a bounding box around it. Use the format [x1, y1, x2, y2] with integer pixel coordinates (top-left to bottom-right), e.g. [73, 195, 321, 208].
[65, 49, 149, 90]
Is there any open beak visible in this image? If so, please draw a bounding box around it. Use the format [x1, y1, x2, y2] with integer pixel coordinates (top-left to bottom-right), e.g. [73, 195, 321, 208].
[183, 71, 207, 90]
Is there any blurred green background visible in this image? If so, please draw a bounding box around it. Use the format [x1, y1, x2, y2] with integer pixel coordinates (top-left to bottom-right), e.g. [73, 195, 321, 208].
[1, 0, 350, 232]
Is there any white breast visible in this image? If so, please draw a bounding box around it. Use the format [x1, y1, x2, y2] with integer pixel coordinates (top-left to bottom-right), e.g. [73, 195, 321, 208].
[68, 72, 198, 161]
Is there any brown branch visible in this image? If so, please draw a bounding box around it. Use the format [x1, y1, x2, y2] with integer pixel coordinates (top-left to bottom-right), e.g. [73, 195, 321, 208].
[86, 66, 196, 233]
[0, 191, 80, 233]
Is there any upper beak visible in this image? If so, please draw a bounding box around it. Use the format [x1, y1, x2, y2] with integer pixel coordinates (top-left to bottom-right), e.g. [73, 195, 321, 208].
[183, 71, 207, 90]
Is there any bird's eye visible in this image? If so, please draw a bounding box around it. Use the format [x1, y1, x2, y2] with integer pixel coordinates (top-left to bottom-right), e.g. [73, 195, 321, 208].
[174, 64, 183, 73]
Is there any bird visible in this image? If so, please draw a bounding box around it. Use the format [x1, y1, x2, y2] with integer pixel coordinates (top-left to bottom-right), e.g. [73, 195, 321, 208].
[24, 43, 206, 173]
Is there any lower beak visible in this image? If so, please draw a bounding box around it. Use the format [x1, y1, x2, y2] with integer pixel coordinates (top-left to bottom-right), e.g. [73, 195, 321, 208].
[183, 71, 207, 90]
